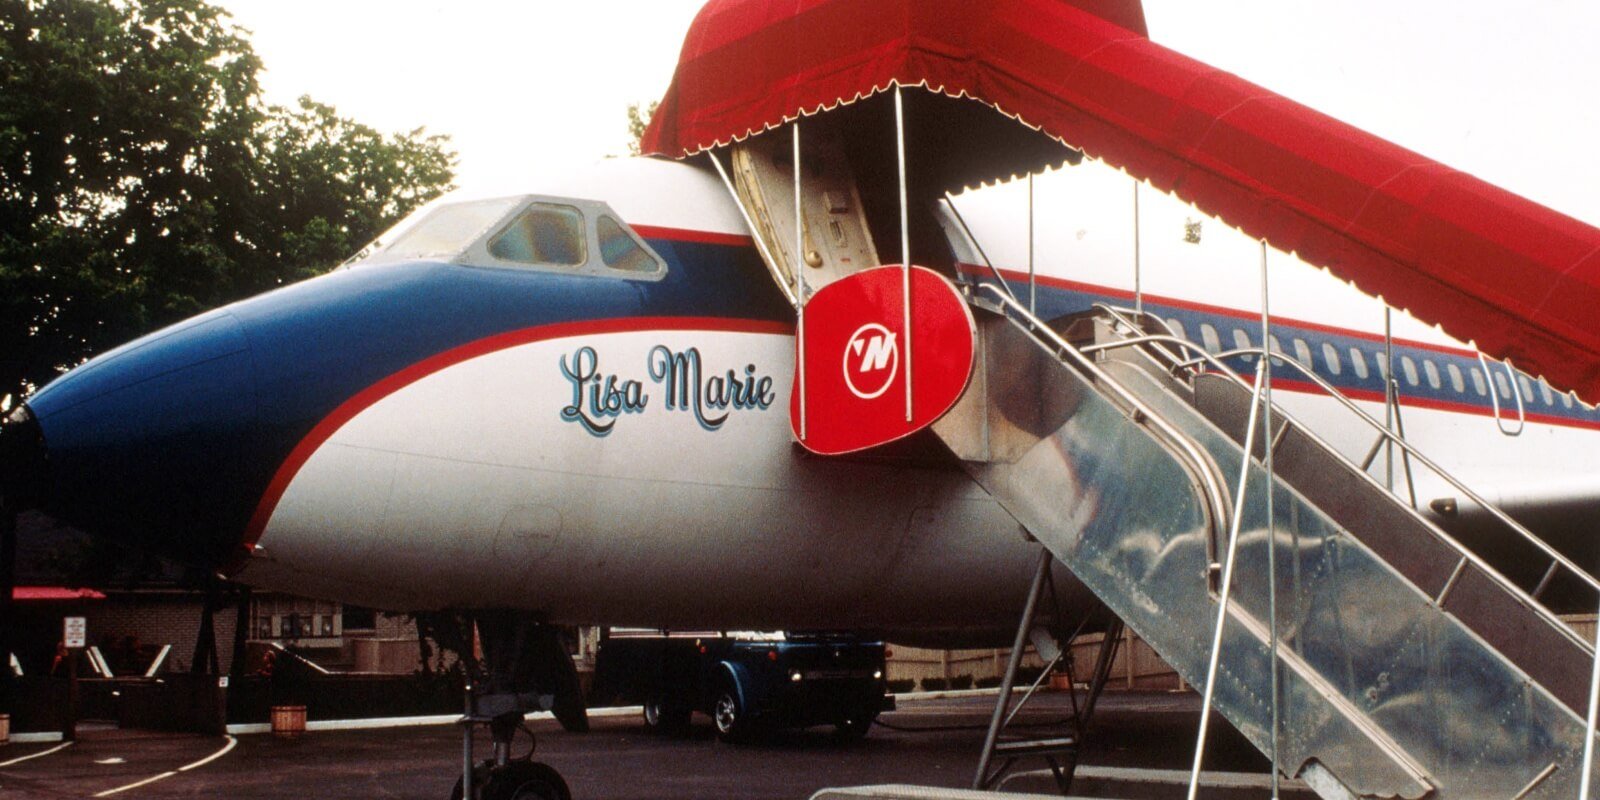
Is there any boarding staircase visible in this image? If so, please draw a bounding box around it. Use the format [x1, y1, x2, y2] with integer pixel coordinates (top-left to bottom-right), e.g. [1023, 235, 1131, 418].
[715, 125, 1600, 799]
[930, 283, 1600, 799]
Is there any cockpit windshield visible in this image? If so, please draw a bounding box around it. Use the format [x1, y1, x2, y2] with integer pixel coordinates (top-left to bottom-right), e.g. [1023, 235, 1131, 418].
[372, 196, 523, 262]
[348, 192, 665, 280]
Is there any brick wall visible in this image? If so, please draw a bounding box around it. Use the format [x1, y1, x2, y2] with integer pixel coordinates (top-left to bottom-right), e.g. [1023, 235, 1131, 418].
[81, 592, 241, 675]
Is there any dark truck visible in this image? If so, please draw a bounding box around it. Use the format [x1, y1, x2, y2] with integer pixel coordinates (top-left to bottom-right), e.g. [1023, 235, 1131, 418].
[590, 631, 894, 742]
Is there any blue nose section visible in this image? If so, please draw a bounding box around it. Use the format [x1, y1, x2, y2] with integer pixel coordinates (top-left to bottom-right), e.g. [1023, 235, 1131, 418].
[26, 309, 261, 566]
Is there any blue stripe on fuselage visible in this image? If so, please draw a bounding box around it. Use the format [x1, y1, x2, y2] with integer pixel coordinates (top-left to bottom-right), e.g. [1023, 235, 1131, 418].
[968, 273, 1599, 427]
[26, 233, 789, 564]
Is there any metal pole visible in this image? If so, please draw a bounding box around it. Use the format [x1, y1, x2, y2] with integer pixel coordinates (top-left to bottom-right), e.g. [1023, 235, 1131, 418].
[1187, 367, 1266, 800]
[1133, 182, 1142, 315]
[0, 499, 14, 717]
[705, 151, 795, 307]
[793, 123, 807, 440]
[974, 548, 1052, 790]
[1028, 172, 1037, 316]
[1580, 597, 1600, 800]
[462, 686, 475, 800]
[1384, 308, 1395, 492]
[894, 85, 913, 423]
[1260, 240, 1280, 799]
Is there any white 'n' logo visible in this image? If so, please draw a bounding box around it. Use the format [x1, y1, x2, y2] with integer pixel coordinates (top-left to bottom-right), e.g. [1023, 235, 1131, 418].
[843, 323, 899, 400]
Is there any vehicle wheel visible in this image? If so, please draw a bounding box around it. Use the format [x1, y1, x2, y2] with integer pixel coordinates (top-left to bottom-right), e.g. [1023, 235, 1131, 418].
[642, 696, 691, 735]
[450, 762, 571, 800]
[833, 709, 877, 742]
[712, 686, 752, 743]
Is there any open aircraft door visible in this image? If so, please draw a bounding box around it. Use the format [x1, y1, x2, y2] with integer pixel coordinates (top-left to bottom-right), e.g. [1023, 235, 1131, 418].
[728, 124, 883, 299]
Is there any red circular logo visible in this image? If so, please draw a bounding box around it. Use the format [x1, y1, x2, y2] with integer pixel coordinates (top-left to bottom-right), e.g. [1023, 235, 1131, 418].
[842, 323, 899, 399]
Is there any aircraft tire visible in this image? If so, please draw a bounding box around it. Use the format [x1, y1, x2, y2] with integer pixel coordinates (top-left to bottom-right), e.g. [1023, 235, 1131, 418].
[450, 761, 571, 800]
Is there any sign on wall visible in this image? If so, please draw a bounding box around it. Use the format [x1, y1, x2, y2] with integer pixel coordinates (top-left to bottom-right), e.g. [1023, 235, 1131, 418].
[64, 616, 87, 649]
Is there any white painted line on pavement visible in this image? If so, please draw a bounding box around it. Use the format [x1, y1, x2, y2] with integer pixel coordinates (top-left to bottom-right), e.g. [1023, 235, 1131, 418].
[224, 704, 646, 735]
[0, 741, 72, 767]
[92, 735, 236, 797]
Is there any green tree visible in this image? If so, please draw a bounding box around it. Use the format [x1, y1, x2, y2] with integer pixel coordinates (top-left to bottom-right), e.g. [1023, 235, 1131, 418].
[626, 100, 658, 156]
[0, 0, 455, 403]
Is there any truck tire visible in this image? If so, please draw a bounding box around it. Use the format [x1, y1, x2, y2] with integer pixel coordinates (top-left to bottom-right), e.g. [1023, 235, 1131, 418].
[642, 696, 691, 735]
[712, 683, 754, 743]
[833, 707, 877, 742]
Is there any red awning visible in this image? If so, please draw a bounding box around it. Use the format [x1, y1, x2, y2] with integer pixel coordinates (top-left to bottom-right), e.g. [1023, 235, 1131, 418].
[13, 586, 106, 601]
[643, 0, 1600, 402]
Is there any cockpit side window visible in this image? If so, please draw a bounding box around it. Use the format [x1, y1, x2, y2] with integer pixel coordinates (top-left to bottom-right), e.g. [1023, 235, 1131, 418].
[597, 215, 662, 274]
[488, 203, 587, 267]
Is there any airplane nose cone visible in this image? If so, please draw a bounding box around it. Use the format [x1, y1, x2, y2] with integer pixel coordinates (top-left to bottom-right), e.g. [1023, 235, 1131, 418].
[22, 309, 261, 567]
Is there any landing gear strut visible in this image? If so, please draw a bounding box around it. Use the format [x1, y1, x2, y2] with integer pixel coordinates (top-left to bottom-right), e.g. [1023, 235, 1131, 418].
[451, 613, 585, 800]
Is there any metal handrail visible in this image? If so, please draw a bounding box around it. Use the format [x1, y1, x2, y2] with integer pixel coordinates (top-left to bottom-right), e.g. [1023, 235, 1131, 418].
[1082, 306, 1600, 627]
[976, 285, 1232, 569]
[1479, 351, 1526, 437]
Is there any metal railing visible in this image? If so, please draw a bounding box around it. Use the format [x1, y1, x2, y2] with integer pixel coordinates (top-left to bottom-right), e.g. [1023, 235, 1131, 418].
[1081, 303, 1599, 648]
[975, 284, 1232, 571]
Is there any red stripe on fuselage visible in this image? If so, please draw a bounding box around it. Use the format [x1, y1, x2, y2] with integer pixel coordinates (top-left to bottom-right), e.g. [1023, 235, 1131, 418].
[237, 316, 793, 563]
[632, 224, 754, 247]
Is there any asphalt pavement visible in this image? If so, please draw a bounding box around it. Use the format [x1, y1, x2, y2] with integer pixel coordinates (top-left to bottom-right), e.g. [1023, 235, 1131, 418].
[0, 691, 1275, 799]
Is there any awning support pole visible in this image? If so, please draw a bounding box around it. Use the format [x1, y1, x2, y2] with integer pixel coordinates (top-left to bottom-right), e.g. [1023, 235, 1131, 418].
[1384, 308, 1395, 492]
[705, 151, 793, 306]
[1261, 240, 1280, 799]
[1187, 366, 1266, 800]
[895, 85, 913, 423]
[1579, 587, 1600, 800]
[1028, 172, 1037, 316]
[793, 123, 807, 441]
[1133, 182, 1142, 314]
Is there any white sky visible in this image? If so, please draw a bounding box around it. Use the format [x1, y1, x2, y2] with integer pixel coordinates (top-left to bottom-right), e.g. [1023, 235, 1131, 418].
[214, 0, 1599, 226]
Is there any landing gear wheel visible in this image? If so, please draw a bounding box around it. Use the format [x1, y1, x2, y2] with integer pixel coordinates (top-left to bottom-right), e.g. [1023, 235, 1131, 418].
[833, 709, 877, 742]
[712, 686, 753, 743]
[450, 762, 571, 800]
[642, 696, 691, 735]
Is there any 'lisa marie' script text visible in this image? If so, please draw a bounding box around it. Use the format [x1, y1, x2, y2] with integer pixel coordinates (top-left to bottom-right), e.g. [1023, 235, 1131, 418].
[559, 345, 776, 436]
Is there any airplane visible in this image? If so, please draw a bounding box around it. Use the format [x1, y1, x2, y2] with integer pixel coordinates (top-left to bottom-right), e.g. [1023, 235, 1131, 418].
[3, 0, 1599, 798]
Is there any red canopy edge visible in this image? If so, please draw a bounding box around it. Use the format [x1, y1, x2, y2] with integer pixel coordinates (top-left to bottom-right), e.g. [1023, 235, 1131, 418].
[14, 586, 106, 601]
[643, 0, 1600, 401]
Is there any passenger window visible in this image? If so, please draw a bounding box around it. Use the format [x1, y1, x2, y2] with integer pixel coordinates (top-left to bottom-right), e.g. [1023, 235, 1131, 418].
[1320, 343, 1341, 375]
[1373, 352, 1389, 380]
[597, 215, 660, 273]
[1231, 329, 1254, 361]
[1494, 372, 1512, 398]
[1518, 376, 1536, 404]
[1423, 360, 1441, 390]
[488, 203, 587, 267]
[1166, 319, 1187, 342]
[1470, 368, 1487, 396]
[1200, 324, 1222, 355]
[1268, 334, 1284, 356]
[1561, 392, 1574, 409]
[1348, 348, 1368, 380]
[1538, 380, 1553, 405]
[1293, 339, 1312, 368]
[1446, 363, 1464, 393]
[1399, 356, 1419, 386]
